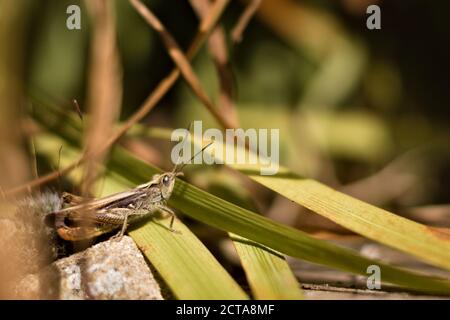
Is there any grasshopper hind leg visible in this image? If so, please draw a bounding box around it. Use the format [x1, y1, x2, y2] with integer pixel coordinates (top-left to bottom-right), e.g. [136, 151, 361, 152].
[109, 211, 130, 242]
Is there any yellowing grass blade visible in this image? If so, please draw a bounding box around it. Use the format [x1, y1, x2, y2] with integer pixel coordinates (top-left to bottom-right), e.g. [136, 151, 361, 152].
[246, 167, 450, 272]
[232, 234, 303, 299]
[209, 179, 303, 299]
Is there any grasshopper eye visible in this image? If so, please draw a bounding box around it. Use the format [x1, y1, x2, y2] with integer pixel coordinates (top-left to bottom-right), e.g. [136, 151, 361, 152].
[162, 175, 170, 185]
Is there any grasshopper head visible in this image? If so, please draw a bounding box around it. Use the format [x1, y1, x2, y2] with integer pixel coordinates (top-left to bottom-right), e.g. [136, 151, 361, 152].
[156, 138, 212, 200]
[156, 172, 183, 200]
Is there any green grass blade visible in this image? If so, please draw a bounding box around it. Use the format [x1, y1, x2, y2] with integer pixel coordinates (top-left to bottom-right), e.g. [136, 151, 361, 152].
[209, 180, 303, 299]
[232, 234, 303, 299]
[247, 172, 450, 272]
[128, 225, 248, 300]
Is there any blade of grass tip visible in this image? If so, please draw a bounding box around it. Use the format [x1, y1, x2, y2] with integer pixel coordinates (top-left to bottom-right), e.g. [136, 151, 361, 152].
[129, 222, 248, 299]
[231, 234, 303, 299]
[208, 180, 302, 299]
[249, 173, 450, 271]
[35, 133, 248, 300]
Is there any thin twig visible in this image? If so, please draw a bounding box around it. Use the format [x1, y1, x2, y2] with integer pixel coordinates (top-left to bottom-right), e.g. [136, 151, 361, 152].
[106, 0, 230, 146]
[189, 0, 239, 128]
[339, 150, 421, 206]
[82, 0, 122, 196]
[3, 159, 82, 197]
[231, 0, 261, 44]
[129, 0, 235, 129]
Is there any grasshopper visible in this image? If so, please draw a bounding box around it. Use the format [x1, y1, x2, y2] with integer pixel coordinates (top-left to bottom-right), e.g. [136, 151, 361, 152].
[47, 141, 211, 242]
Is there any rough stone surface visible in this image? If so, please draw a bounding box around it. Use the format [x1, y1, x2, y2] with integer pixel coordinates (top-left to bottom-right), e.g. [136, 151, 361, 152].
[15, 236, 163, 300]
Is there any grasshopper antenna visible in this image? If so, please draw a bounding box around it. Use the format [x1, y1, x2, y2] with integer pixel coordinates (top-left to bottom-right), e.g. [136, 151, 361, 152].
[72, 99, 83, 121]
[29, 101, 40, 195]
[175, 141, 213, 173]
[56, 145, 63, 193]
[30, 134, 40, 194]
